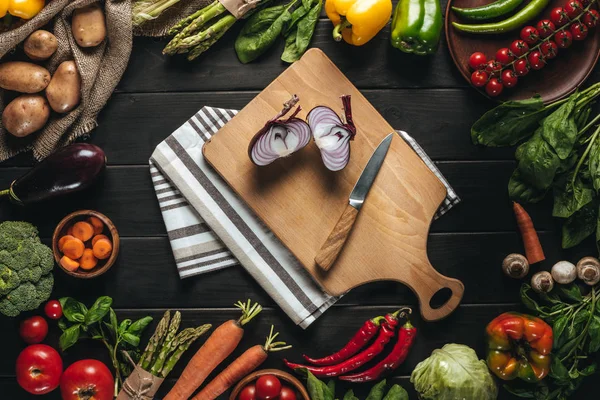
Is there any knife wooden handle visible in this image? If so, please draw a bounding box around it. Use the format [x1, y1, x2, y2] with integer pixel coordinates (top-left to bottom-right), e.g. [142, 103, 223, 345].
[315, 204, 359, 272]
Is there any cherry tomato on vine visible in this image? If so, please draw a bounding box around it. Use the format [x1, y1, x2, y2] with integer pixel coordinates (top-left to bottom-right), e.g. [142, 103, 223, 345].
[509, 39, 529, 56]
[520, 26, 540, 44]
[468, 52, 487, 70]
[571, 22, 589, 40]
[485, 60, 502, 76]
[555, 30, 573, 48]
[583, 10, 599, 28]
[536, 20, 556, 38]
[471, 70, 489, 87]
[564, 0, 583, 18]
[540, 40, 558, 59]
[485, 78, 503, 97]
[528, 51, 545, 70]
[44, 300, 62, 320]
[495, 48, 514, 65]
[514, 59, 530, 76]
[501, 70, 518, 88]
[550, 7, 569, 26]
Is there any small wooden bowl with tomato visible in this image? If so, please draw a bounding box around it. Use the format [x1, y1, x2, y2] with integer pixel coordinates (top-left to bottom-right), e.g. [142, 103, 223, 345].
[229, 369, 309, 400]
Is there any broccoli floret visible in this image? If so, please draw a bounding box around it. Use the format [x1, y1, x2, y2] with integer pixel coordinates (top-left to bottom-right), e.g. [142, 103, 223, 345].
[0, 265, 20, 296]
[35, 242, 54, 275]
[0, 222, 39, 251]
[2, 283, 40, 315]
[34, 274, 53, 304]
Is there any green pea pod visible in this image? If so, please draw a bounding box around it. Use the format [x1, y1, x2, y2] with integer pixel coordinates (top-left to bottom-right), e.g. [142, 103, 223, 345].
[451, 0, 523, 21]
[390, 0, 442, 55]
[452, 0, 550, 34]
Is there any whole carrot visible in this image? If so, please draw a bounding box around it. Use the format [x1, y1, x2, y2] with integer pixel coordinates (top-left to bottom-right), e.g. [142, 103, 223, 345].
[164, 300, 262, 400]
[513, 202, 545, 264]
[191, 326, 291, 400]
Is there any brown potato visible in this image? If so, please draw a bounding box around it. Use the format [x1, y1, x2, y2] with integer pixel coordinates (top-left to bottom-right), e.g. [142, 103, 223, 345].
[2, 95, 50, 138]
[46, 61, 81, 113]
[71, 4, 106, 48]
[24, 30, 58, 61]
[0, 62, 50, 93]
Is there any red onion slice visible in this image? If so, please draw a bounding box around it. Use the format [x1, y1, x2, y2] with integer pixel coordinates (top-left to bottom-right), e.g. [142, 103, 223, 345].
[307, 95, 356, 171]
[248, 95, 311, 166]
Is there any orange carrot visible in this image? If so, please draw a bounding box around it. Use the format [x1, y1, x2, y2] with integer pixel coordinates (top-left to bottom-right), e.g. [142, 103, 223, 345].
[191, 326, 291, 400]
[80, 249, 98, 270]
[92, 234, 110, 246]
[60, 255, 79, 271]
[58, 235, 76, 252]
[92, 239, 113, 260]
[513, 202, 545, 264]
[62, 238, 85, 259]
[88, 216, 104, 235]
[72, 221, 94, 242]
[164, 300, 263, 400]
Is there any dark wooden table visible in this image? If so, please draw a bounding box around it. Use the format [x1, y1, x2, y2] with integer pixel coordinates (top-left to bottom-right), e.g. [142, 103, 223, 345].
[2, 3, 600, 398]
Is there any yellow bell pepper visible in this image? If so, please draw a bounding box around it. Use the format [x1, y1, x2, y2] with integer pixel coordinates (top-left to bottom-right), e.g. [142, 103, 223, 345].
[8, 0, 45, 20]
[0, 0, 8, 18]
[325, 0, 392, 46]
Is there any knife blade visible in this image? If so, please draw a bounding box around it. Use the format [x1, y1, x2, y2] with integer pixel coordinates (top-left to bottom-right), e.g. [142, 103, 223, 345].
[315, 133, 394, 271]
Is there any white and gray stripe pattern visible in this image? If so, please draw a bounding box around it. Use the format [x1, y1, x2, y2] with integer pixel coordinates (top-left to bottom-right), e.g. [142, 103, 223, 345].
[150, 107, 460, 328]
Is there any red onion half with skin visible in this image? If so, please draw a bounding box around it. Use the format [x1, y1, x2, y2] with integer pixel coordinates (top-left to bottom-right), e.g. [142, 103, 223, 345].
[248, 95, 312, 166]
[307, 95, 356, 171]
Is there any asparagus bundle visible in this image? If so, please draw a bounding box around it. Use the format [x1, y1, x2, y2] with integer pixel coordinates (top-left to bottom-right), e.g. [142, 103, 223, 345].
[132, 0, 183, 27]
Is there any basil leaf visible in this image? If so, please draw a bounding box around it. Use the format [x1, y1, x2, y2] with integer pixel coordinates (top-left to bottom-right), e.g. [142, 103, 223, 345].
[587, 315, 600, 352]
[516, 129, 562, 191]
[508, 169, 548, 203]
[121, 332, 141, 347]
[343, 390, 359, 400]
[306, 371, 334, 400]
[281, 0, 321, 63]
[85, 296, 113, 325]
[60, 297, 88, 323]
[562, 201, 597, 248]
[366, 380, 387, 400]
[59, 324, 81, 351]
[109, 308, 118, 338]
[541, 96, 578, 160]
[383, 385, 409, 400]
[559, 284, 583, 302]
[520, 284, 543, 313]
[119, 319, 132, 334]
[326, 380, 335, 396]
[58, 318, 68, 331]
[552, 175, 594, 218]
[128, 316, 153, 336]
[471, 96, 546, 147]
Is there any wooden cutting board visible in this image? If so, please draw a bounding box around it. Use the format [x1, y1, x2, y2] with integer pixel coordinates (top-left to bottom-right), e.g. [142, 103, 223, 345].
[203, 49, 464, 321]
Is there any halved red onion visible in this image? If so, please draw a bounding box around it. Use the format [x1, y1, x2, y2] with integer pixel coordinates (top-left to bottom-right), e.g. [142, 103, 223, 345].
[307, 95, 356, 171]
[248, 95, 312, 166]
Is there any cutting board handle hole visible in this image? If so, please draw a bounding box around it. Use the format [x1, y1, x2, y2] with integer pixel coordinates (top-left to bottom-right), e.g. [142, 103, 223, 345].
[429, 287, 453, 309]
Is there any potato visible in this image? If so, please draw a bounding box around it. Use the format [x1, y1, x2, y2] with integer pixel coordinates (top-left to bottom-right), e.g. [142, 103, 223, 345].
[46, 61, 81, 113]
[2, 95, 50, 138]
[24, 30, 58, 61]
[0, 62, 51, 93]
[71, 4, 106, 48]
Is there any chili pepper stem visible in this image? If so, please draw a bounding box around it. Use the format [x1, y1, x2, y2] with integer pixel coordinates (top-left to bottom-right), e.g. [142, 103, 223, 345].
[391, 307, 412, 319]
[0, 188, 9, 198]
[333, 20, 351, 41]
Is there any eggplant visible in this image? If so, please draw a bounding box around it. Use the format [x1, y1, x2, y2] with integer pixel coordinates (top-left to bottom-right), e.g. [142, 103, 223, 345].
[0, 143, 106, 205]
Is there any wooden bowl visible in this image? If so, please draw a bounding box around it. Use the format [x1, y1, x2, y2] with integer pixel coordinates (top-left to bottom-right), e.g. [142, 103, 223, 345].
[445, 0, 600, 102]
[229, 369, 310, 400]
[52, 210, 120, 278]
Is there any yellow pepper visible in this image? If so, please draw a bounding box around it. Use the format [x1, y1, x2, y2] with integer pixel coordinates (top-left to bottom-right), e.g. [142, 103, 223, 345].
[0, 0, 8, 18]
[325, 0, 392, 46]
[8, 0, 45, 20]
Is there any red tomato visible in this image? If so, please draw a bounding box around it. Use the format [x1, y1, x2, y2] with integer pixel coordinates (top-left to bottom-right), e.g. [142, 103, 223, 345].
[571, 22, 589, 40]
[514, 59, 530, 76]
[238, 384, 257, 400]
[471, 70, 489, 87]
[279, 386, 298, 400]
[468, 52, 487, 70]
[583, 10, 599, 28]
[528, 51, 545, 70]
[520, 26, 539, 44]
[564, 0, 583, 18]
[44, 300, 63, 320]
[485, 60, 502, 76]
[485, 78, 503, 97]
[536, 20, 556, 38]
[555, 30, 573, 48]
[495, 48, 514, 65]
[16, 344, 62, 395]
[501, 69, 518, 88]
[255, 375, 282, 400]
[19, 316, 48, 344]
[540, 40, 558, 59]
[60, 360, 113, 400]
[550, 7, 569, 26]
[509, 39, 529, 57]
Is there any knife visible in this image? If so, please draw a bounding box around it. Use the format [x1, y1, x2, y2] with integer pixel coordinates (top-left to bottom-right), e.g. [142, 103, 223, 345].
[315, 133, 394, 272]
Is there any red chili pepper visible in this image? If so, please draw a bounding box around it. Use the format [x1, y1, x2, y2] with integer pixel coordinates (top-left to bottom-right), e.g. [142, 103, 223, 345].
[339, 320, 417, 382]
[285, 320, 398, 377]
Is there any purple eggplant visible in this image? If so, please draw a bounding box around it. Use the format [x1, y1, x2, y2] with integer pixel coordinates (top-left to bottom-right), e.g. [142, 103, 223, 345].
[0, 143, 106, 205]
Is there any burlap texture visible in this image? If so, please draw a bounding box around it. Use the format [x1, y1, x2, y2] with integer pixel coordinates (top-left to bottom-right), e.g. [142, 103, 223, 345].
[117, 365, 165, 400]
[0, 0, 132, 162]
[133, 0, 211, 37]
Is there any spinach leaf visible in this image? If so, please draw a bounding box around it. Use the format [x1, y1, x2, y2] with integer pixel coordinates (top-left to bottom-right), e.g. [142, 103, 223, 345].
[235, 4, 293, 64]
[589, 139, 600, 191]
[553, 316, 569, 348]
[562, 201, 597, 248]
[383, 385, 409, 400]
[281, 0, 321, 63]
[516, 129, 561, 190]
[541, 97, 578, 160]
[59, 324, 81, 351]
[559, 284, 583, 301]
[552, 175, 594, 218]
[285, 3, 310, 34]
[306, 370, 335, 400]
[60, 297, 88, 323]
[508, 169, 548, 203]
[550, 357, 569, 382]
[343, 390, 360, 400]
[366, 380, 387, 400]
[471, 96, 546, 147]
[85, 296, 112, 325]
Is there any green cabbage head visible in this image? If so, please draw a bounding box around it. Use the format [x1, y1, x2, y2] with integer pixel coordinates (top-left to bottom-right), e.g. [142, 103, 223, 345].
[410, 343, 498, 400]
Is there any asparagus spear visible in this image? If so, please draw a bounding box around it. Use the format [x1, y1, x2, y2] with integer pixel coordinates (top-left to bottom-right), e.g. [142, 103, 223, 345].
[149, 311, 182, 375]
[186, 15, 237, 60]
[139, 310, 170, 370]
[167, 0, 221, 35]
[160, 324, 212, 377]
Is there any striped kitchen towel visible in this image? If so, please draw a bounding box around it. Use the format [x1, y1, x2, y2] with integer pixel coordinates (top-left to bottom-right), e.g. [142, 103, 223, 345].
[150, 107, 460, 328]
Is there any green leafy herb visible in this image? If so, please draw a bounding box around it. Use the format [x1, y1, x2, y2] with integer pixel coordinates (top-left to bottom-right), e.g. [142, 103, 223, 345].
[305, 371, 408, 400]
[281, 0, 321, 63]
[562, 201, 597, 248]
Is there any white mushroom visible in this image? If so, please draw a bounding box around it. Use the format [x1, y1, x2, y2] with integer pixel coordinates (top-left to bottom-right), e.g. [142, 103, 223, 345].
[531, 271, 554, 293]
[577, 257, 600, 286]
[502, 254, 529, 279]
[551, 261, 577, 284]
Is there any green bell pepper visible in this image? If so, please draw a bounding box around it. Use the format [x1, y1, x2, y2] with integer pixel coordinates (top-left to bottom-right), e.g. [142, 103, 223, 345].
[390, 0, 442, 55]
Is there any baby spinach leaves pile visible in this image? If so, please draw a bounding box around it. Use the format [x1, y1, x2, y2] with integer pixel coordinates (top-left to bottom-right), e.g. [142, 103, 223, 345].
[509, 284, 600, 399]
[306, 371, 409, 400]
[235, 0, 322, 63]
[58, 296, 153, 396]
[472, 83, 600, 250]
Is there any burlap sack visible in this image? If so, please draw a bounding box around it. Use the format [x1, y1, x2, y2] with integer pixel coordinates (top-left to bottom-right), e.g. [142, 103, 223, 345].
[0, 0, 132, 162]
